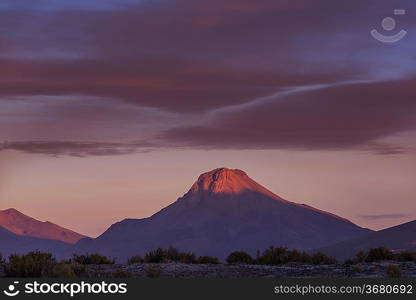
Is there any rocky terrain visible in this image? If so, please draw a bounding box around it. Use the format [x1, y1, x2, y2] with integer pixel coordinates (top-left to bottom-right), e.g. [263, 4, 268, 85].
[1, 260, 415, 278]
[74, 262, 416, 278]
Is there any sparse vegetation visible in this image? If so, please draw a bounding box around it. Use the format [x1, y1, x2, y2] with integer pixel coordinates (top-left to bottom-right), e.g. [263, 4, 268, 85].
[256, 247, 289, 265]
[310, 252, 337, 265]
[396, 251, 416, 262]
[226, 251, 254, 264]
[72, 253, 115, 265]
[144, 248, 166, 263]
[130, 248, 220, 265]
[254, 247, 337, 265]
[355, 250, 367, 263]
[5, 251, 57, 277]
[1, 247, 414, 279]
[128, 255, 145, 265]
[143, 247, 197, 264]
[365, 247, 395, 262]
[347, 247, 416, 264]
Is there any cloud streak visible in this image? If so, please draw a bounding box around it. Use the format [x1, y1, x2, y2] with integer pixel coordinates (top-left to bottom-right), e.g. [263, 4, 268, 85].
[0, 141, 154, 157]
[161, 77, 416, 153]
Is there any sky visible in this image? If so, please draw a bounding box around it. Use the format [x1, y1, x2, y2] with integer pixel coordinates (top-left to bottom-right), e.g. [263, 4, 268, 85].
[0, 0, 415, 237]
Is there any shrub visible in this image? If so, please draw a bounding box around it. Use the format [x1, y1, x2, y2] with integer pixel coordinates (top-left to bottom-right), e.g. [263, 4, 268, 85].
[256, 247, 290, 265]
[72, 253, 115, 265]
[310, 252, 337, 265]
[144, 248, 167, 263]
[386, 265, 402, 278]
[227, 247, 336, 266]
[5, 251, 56, 277]
[127, 256, 145, 265]
[226, 251, 254, 264]
[356, 250, 367, 263]
[197, 256, 220, 264]
[355, 248, 416, 263]
[396, 251, 416, 262]
[177, 252, 197, 264]
[144, 247, 198, 264]
[0, 252, 4, 263]
[365, 247, 395, 262]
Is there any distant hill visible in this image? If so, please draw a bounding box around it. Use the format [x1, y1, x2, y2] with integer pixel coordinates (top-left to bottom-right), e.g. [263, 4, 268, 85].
[75, 168, 371, 262]
[319, 220, 416, 260]
[0, 208, 87, 244]
[0, 226, 71, 259]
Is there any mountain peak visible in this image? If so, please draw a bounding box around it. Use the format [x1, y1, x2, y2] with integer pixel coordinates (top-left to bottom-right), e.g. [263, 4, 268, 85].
[2, 208, 20, 214]
[189, 168, 277, 197]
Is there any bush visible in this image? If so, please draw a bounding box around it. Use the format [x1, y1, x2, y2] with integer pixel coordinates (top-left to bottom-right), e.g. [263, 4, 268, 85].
[226, 251, 254, 264]
[144, 247, 198, 264]
[365, 247, 395, 262]
[0, 252, 4, 263]
[5, 251, 56, 277]
[256, 247, 290, 265]
[356, 250, 367, 263]
[197, 256, 220, 264]
[144, 248, 167, 263]
[396, 251, 416, 262]
[386, 265, 402, 278]
[72, 253, 115, 265]
[127, 256, 145, 265]
[310, 252, 337, 265]
[177, 252, 197, 264]
[353, 248, 416, 263]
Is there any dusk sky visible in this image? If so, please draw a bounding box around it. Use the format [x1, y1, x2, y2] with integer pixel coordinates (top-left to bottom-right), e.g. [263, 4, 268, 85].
[1, 0, 415, 237]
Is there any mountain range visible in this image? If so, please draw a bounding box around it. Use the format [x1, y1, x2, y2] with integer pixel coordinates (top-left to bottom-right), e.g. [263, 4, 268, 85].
[1, 168, 414, 261]
[319, 220, 416, 259]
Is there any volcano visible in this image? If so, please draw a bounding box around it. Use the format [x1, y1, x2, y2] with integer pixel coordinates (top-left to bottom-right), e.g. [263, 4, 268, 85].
[75, 168, 371, 261]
